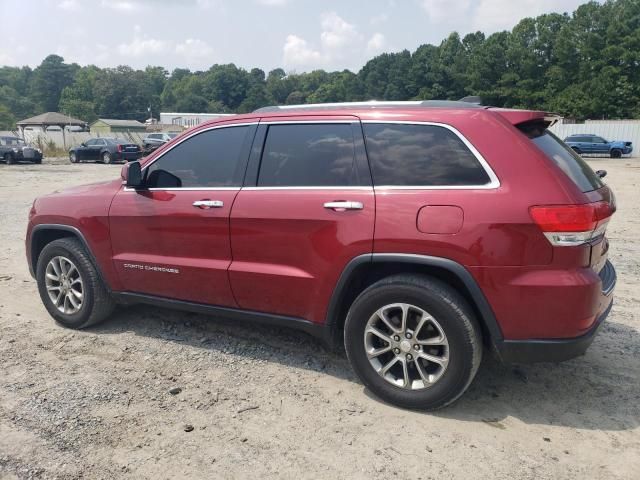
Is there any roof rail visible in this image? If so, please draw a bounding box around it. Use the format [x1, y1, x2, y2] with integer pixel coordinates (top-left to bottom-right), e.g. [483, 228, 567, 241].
[253, 100, 483, 113]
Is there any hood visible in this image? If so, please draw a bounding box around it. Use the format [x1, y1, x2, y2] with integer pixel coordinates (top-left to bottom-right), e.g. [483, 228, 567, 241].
[43, 178, 122, 198]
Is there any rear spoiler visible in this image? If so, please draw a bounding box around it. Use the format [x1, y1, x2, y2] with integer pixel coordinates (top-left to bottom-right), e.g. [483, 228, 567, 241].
[488, 107, 561, 128]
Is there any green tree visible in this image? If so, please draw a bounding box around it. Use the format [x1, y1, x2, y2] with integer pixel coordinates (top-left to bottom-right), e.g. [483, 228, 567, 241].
[0, 104, 16, 129]
[29, 55, 77, 112]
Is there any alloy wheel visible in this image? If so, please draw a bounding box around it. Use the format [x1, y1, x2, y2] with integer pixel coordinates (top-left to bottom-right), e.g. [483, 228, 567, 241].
[45, 256, 84, 314]
[364, 303, 449, 389]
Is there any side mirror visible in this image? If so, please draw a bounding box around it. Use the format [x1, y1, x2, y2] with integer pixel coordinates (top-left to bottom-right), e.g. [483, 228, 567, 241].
[596, 169, 607, 179]
[80, 142, 86, 147]
[122, 161, 144, 188]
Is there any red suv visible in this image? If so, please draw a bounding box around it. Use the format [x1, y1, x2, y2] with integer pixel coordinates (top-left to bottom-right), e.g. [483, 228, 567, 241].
[26, 101, 616, 409]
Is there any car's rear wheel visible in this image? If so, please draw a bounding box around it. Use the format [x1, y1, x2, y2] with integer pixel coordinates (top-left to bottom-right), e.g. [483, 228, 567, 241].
[5, 152, 16, 164]
[610, 149, 622, 158]
[344, 275, 482, 410]
[36, 238, 114, 329]
[69, 152, 78, 163]
[33, 157, 42, 164]
[102, 151, 113, 164]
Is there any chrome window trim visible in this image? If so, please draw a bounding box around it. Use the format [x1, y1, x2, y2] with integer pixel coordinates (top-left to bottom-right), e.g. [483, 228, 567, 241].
[241, 186, 374, 191]
[361, 120, 501, 190]
[260, 120, 357, 125]
[123, 186, 240, 192]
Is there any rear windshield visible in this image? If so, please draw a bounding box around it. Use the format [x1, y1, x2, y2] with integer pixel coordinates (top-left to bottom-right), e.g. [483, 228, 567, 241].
[520, 123, 604, 192]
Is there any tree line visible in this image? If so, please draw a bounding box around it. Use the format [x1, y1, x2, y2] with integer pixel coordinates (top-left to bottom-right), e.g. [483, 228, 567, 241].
[0, 0, 638, 130]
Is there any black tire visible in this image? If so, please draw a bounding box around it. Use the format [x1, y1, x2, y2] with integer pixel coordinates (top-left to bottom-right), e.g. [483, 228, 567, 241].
[5, 153, 16, 165]
[344, 275, 482, 410]
[33, 157, 42, 164]
[610, 149, 622, 158]
[571, 147, 582, 155]
[69, 152, 78, 163]
[36, 237, 115, 329]
[102, 151, 113, 164]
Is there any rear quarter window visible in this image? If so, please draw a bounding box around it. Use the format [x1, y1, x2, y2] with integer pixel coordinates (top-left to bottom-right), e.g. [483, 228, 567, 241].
[520, 124, 604, 193]
[362, 123, 492, 187]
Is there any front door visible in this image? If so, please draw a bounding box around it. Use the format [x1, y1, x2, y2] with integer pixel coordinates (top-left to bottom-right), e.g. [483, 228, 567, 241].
[108, 120, 257, 306]
[229, 118, 375, 323]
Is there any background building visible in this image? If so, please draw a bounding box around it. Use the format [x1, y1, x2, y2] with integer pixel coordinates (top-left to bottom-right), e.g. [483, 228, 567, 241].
[90, 119, 147, 135]
[159, 112, 235, 128]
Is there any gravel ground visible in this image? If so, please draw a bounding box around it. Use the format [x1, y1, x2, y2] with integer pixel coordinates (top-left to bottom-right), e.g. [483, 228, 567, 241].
[1, 157, 639, 479]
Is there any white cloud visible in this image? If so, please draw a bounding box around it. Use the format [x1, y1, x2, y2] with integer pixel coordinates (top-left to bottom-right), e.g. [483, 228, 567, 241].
[320, 11, 360, 49]
[471, 0, 580, 31]
[283, 34, 324, 67]
[257, 0, 289, 5]
[101, 0, 140, 12]
[117, 25, 168, 57]
[370, 13, 389, 26]
[175, 38, 214, 60]
[420, 0, 472, 23]
[58, 0, 80, 11]
[283, 11, 365, 69]
[420, 0, 588, 34]
[0, 51, 16, 66]
[367, 33, 387, 54]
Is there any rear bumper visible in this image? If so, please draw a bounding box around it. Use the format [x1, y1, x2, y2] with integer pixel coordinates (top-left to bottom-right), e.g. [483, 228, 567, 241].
[116, 151, 142, 161]
[495, 261, 616, 363]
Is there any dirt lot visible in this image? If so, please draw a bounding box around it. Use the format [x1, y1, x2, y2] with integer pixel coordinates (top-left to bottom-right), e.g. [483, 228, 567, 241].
[1, 157, 639, 480]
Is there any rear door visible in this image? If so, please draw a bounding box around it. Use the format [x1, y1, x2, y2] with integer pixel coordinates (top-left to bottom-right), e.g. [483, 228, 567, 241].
[592, 136, 609, 154]
[109, 120, 257, 306]
[91, 138, 106, 160]
[228, 117, 375, 323]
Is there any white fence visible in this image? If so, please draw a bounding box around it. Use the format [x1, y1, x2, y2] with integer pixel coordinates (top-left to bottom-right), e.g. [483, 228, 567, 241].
[0, 129, 148, 151]
[550, 121, 639, 156]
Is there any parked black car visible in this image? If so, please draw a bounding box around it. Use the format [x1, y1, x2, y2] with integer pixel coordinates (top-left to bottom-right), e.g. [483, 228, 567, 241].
[0, 136, 43, 164]
[69, 138, 142, 164]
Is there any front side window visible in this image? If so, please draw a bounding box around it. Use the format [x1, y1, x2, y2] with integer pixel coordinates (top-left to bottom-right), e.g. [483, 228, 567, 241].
[363, 123, 491, 186]
[257, 124, 359, 187]
[145, 125, 250, 188]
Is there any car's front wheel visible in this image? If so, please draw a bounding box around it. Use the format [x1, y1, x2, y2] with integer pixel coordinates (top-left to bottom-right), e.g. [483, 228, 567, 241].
[69, 152, 78, 163]
[344, 275, 482, 410]
[36, 238, 115, 329]
[610, 149, 622, 158]
[5, 152, 16, 164]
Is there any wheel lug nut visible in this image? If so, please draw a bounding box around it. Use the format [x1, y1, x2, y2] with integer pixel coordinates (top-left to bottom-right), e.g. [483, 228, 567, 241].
[393, 335, 400, 341]
[393, 348, 400, 354]
[406, 333, 412, 339]
[406, 354, 413, 361]
[414, 344, 420, 351]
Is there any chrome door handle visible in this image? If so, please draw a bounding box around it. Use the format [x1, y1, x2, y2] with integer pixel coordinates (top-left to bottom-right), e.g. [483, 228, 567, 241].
[193, 200, 224, 209]
[323, 201, 364, 211]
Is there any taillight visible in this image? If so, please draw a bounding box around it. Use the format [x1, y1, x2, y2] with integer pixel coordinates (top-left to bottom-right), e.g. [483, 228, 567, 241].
[530, 201, 613, 246]
[117, 144, 123, 152]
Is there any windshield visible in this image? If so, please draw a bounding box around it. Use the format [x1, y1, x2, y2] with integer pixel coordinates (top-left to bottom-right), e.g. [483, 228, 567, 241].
[520, 123, 604, 193]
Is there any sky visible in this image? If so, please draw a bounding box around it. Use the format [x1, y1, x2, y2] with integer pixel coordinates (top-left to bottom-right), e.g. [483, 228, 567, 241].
[0, 0, 597, 73]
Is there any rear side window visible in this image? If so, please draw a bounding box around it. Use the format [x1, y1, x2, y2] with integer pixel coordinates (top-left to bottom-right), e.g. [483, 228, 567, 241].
[145, 125, 250, 188]
[362, 123, 491, 186]
[258, 124, 359, 187]
[520, 124, 604, 193]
